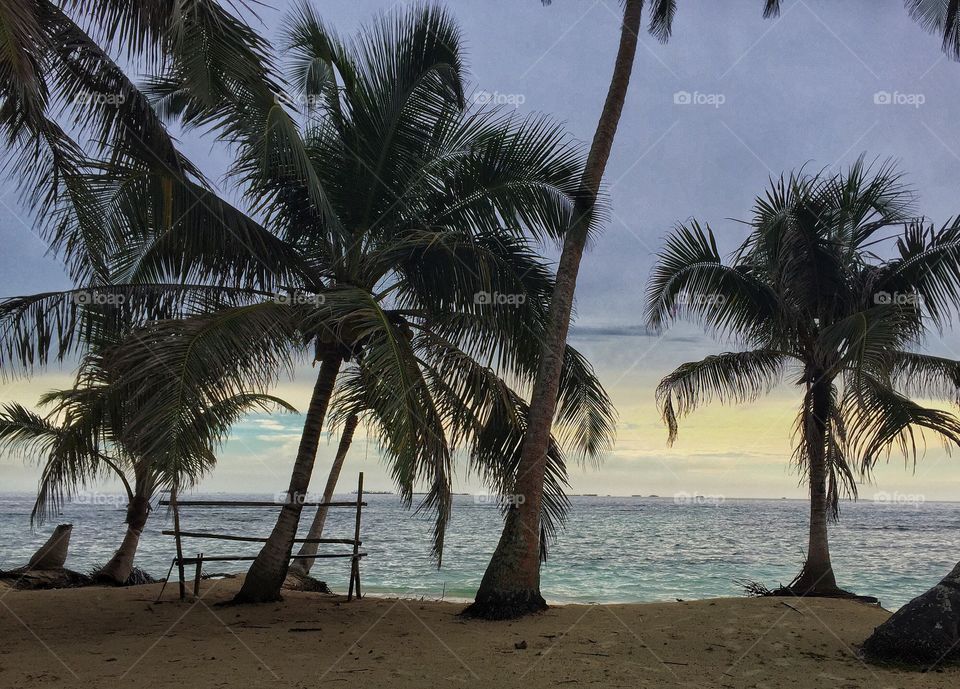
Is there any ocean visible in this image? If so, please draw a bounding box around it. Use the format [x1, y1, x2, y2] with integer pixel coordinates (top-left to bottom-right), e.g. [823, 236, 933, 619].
[1, 492, 957, 610]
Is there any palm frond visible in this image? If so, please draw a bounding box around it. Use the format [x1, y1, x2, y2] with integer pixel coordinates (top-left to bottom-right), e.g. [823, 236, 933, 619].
[656, 349, 788, 445]
[907, 0, 960, 60]
[888, 351, 960, 405]
[645, 220, 780, 342]
[846, 372, 960, 472]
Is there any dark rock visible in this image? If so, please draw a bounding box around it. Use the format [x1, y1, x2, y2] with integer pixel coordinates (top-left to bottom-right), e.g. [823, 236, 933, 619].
[863, 561, 960, 666]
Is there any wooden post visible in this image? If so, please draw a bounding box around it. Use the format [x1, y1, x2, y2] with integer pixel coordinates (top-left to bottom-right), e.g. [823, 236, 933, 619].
[171, 485, 186, 601]
[348, 472, 363, 601]
[193, 553, 203, 597]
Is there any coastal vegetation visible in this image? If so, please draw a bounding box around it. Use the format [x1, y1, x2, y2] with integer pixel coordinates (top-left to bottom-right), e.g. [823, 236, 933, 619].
[1, 0, 960, 678]
[646, 159, 960, 596]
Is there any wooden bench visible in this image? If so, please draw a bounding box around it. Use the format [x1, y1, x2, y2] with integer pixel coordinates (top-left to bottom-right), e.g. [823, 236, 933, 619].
[158, 472, 366, 601]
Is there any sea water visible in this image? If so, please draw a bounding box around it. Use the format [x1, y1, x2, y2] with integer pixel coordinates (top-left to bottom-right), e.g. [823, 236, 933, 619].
[1, 493, 957, 610]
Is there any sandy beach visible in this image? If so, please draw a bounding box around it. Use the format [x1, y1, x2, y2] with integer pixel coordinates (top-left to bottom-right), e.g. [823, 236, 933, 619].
[0, 578, 954, 688]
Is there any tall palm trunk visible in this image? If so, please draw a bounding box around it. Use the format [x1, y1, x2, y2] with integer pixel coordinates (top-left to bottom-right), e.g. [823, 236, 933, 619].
[464, 0, 644, 620]
[97, 468, 152, 585]
[791, 377, 839, 594]
[288, 413, 359, 577]
[235, 349, 343, 603]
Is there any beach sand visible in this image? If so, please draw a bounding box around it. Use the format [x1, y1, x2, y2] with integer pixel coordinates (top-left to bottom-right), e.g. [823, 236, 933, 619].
[0, 577, 954, 688]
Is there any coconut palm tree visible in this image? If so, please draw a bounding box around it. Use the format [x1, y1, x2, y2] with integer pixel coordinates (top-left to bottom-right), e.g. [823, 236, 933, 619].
[467, 0, 960, 621]
[467, 0, 801, 620]
[287, 413, 358, 578]
[464, 0, 647, 621]
[0, 354, 293, 584]
[646, 158, 960, 596]
[1, 2, 615, 603]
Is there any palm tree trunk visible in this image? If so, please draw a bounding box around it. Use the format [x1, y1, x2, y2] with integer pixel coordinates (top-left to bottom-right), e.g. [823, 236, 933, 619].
[464, 0, 644, 620]
[97, 469, 152, 585]
[288, 413, 359, 577]
[791, 378, 839, 594]
[234, 349, 343, 603]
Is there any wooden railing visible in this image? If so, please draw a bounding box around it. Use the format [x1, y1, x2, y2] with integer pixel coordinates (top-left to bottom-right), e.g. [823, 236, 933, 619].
[157, 472, 366, 601]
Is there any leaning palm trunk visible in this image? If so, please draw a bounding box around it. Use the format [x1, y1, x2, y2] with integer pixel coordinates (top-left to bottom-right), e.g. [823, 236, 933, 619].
[235, 350, 343, 603]
[97, 469, 152, 585]
[288, 413, 359, 577]
[465, 0, 644, 620]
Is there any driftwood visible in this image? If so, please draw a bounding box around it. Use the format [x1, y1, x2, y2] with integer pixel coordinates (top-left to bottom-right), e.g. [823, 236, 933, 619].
[28, 524, 72, 569]
[0, 524, 92, 590]
[0, 568, 91, 590]
[283, 571, 332, 594]
[863, 561, 960, 666]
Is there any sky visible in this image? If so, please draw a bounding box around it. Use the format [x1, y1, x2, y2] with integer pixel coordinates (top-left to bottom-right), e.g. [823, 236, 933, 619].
[1, 0, 960, 502]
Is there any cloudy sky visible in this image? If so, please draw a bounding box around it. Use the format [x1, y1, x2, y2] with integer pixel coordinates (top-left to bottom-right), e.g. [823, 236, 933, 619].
[2, 0, 959, 501]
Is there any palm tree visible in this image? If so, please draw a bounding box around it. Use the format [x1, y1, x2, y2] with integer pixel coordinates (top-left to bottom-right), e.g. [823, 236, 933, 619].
[646, 158, 960, 596]
[0, 355, 293, 584]
[466, 0, 960, 624]
[0, 2, 614, 603]
[287, 413, 358, 577]
[469, 0, 777, 620]
[463, 0, 649, 621]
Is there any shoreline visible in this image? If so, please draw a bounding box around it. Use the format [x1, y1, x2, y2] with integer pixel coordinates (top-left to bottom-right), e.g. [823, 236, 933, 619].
[1, 578, 955, 688]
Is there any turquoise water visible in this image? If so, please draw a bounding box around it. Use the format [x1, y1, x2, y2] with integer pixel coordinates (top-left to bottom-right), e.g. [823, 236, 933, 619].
[1, 493, 957, 610]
